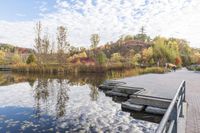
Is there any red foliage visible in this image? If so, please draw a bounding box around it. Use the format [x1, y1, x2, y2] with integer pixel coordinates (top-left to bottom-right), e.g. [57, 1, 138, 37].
[71, 57, 95, 64]
[175, 57, 182, 65]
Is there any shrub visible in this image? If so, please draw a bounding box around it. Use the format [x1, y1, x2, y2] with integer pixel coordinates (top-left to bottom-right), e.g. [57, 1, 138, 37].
[26, 54, 36, 64]
[12, 53, 22, 64]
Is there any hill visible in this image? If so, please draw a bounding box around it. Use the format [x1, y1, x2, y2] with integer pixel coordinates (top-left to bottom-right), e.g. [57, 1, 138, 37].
[98, 40, 151, 58]
[0, 43, 34, 54]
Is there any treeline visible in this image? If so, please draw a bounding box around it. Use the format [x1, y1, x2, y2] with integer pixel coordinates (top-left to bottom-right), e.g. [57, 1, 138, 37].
[3, 22, 200, 73]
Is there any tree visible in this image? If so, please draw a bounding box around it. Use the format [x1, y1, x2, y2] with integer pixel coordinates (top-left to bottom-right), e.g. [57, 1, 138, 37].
[90, 34, 100, 49]
[134, 26, 151, 42]
[142, 47, 153, 65]
[0, 50, 5, 64]
[57, 26, 70, 64]
[34, 21, 42, 54]
[111, 53, 122, 62]
[41, 33, 50, 54]
[132, 53, 142, 65]
[57, 26, 70, 53]
[153, 37, 169, 66]
[26, 54, 36, 64]
[96, 51, 107, 65]
[12, 53, 22, 64]
[175, 57, 182, 66]
[178, 40, 192, 66]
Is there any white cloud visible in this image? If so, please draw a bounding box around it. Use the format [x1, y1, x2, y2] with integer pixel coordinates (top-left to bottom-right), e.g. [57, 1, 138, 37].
[0, 0, 200, 48]
[0, 20, 34, 48]
[39, 1, 48, 12]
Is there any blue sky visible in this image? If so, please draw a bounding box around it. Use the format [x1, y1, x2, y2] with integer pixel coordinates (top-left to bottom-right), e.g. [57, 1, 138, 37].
[0, 0, 56, 21]
[0, 0, 200, 48]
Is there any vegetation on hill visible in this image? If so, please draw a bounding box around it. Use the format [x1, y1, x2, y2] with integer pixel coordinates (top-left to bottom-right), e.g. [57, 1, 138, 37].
[0, 43, 34, 65]
[1, 22, 200, 73]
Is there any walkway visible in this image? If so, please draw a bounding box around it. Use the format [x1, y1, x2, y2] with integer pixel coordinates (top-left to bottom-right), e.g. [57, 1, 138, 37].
[114, 68, 200, 133]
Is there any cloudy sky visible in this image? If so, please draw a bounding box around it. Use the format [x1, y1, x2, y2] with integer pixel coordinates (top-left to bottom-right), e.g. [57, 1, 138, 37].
[0, 0, 200, 48]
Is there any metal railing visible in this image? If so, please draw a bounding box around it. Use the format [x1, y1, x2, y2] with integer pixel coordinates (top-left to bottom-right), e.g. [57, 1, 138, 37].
[156, 80, 186, 133]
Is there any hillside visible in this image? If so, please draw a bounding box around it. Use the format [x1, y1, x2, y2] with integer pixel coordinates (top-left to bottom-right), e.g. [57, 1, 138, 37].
[0, 43, 34, 54]
[100, 40, 150, 58]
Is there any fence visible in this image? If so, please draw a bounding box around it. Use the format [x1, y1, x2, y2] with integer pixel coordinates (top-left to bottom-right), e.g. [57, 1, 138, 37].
[156, 80, 186, 133]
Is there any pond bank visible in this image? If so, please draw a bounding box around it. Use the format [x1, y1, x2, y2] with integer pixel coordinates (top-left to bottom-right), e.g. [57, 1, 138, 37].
[11, 64, 165, 75]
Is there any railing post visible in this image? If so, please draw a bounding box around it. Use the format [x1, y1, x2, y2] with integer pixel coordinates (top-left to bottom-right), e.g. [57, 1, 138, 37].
[183, 81, 186, 102]
[156, 80, 186, 133]
[180, 81, 186, 117]
[174, 103, 178, 133]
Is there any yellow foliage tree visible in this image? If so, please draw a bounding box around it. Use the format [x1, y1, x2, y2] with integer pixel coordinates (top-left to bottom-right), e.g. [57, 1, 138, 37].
[142, 47, 153, 65]
[0, 51, 5, 64]
[11, 53, 22, 64]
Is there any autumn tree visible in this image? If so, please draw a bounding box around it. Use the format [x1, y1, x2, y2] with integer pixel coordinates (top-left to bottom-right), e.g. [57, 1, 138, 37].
[132, 53, 142, 66]
[153, 37, 170, 66]
[178, 40, 192, 66]
[142, 47, 153, 65]
[111, 53, 122, 62]
[96, 51, 107, 65]
[0, 51, 5, 64]
[26, 54, 36, 64]
[90, 34, 100, 49]
[11, 53, 22, 64]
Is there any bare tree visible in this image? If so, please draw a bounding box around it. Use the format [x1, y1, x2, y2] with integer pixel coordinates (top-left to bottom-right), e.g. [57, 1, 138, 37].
[57, 26, 70, 53]
[90, 34, 100, 49]
[34, 21, 42, 54]
[34, 21, 43, 64]
[41, 33, 50, 54]
[50, 40, 55, 54]
[57, 26, 70, 64]
[40, 32, 51, 64]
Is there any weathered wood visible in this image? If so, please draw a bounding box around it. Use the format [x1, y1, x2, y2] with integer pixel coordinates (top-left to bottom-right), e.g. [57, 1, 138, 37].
[145, 106, 167, 115]
[128, 95, 171, 109]
[122, 101, 144, 111]
[106, 91, 128, 97]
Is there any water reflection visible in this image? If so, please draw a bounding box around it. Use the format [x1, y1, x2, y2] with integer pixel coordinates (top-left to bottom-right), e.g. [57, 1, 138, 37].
[56, 79, 69, 118]
[34, 78, 50, 119]
[0, 71, 158, 132]
[89, 85, 99, 101]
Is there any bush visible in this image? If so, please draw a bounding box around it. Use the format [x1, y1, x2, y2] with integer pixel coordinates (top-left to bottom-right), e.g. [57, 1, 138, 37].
[26, 54, 36, 64]
[12, 53, 22, 64]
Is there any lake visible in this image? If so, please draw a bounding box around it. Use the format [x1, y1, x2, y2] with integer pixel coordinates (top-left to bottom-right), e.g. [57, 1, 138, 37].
[0, 71, 158, 133]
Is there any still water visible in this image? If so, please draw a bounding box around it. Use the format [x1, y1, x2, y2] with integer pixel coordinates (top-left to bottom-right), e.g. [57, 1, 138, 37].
[0, 71, 158, 133]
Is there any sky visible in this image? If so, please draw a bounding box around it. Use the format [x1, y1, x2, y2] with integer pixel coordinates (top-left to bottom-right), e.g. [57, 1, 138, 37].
[0, 0, 200, 48]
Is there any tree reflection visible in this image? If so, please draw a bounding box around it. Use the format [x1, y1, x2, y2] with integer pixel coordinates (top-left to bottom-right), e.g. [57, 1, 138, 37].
[89, 84, 99, 101]
[33, 78, 49, 118]
[56, 79, 69, 118]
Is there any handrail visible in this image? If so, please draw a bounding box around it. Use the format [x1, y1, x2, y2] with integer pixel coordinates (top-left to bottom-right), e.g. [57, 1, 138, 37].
[156, 80, 186, 133]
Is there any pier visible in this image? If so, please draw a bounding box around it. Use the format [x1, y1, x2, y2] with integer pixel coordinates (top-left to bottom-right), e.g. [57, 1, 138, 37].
[99, 68, 200, 133]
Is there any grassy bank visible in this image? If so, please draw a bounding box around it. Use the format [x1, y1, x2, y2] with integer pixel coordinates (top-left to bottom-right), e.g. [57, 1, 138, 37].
[11, 63, 165, 75]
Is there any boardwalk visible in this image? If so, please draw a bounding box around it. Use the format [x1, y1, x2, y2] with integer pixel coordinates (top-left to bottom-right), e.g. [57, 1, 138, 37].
[114, 68, 200, 133]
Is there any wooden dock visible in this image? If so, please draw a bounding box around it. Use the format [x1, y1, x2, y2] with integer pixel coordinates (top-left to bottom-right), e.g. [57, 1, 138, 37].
[99, 68, 200, 133]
